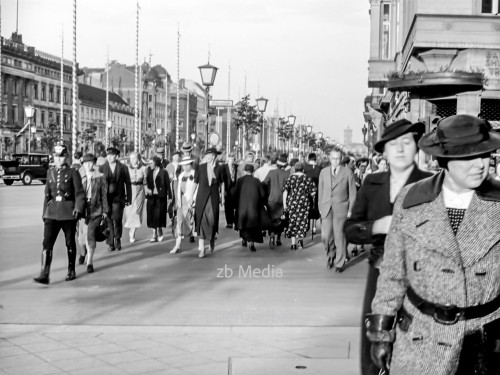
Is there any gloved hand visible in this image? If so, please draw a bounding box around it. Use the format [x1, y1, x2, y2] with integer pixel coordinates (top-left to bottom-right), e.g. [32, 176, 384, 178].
[371, 342, 392, 373]
[102, 213, 107, 219]
[72, 209, 81, 219]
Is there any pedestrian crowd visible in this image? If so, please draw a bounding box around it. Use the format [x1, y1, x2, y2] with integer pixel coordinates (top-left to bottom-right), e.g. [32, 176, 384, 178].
[32, 114, 500, 375]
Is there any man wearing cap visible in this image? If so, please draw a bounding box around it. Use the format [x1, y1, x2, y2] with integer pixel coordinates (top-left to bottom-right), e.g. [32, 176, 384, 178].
[193, 147, 224, 257]
[318, 149, 357, 272]
[344, 118, 431, 375]
[101, 146, 132, 251]
[366, 115, 500, 374]
[34, 144, 86, 284]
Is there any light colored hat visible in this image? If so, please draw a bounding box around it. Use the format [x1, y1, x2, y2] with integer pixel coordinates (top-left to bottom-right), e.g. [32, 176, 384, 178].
[179, 156, 194, 165]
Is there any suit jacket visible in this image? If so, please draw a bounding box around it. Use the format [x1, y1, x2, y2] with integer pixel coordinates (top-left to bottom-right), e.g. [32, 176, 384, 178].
[344, 166, 432, 265]
[43, 164, 85, 221]
[146, 166, 172, 199]
[222, 163, 238, 197]
[101, 161, 132, 205]
[318, 165, 357, 218]
[372, 172, 500, 374]
[194, 162, 224, 235]
[81, 169, 109, 218]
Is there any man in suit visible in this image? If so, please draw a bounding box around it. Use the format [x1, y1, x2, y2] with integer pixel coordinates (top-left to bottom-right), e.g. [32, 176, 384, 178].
[222, 153, 238, 228]
[101, 147, 131, 251]
[318, 149, 357, 272]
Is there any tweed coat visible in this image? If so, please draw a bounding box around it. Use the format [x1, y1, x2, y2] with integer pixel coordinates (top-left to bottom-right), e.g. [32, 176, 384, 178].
[81, 169, 109, 218]
[372, 172, 500, 375]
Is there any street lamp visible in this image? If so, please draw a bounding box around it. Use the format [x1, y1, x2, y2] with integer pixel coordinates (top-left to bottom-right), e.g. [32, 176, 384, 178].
[307, 125, 312, 134]
[255, 97, 268, 158]
[198, 62, 218, 149]
[106, 120, 113, 147]
[24, 105, 36, 154]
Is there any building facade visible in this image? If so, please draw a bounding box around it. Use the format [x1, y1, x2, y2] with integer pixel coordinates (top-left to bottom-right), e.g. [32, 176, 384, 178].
[78, 84, 134, 154]
[365, 0, 500, 140]
[1, 32, 75, 155]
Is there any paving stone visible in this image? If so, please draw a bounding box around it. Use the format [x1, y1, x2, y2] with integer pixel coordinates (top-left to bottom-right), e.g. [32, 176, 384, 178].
[52, 356, 109, 372]
[0, 354, 47, 369]
[78, 343, 126, 356]
[32, 348, 88, 362]
[183, 362, 229, 375]
[114, 358, 169, 374]
[21, 340, 70, 353]
[230, 358, 358, 375]
[291, 344, 349, 359]
[157, 353, 215, 369]
[3, 362, 63, 375]
[136, 344, 189, 359]
[0, 346, 28, 358]
[96, 350, 149, 365]
[69, 366, 125, 375]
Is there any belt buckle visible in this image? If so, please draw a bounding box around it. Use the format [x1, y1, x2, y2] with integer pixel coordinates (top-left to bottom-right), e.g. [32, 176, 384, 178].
[55, 196, 62, 202]
[433, 304, 461, 325]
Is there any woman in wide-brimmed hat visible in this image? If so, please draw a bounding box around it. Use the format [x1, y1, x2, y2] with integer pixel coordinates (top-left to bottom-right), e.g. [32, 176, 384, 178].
[170, 156, 196, 254]
[366, 114, 500, 374]
[344, 118, 432, 375]
[192, 147, 224, 257]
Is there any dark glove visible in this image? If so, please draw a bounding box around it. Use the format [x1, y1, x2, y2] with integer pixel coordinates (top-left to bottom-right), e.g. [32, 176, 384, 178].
[371, 342, 392, 373]
[72, 209, 80, 219]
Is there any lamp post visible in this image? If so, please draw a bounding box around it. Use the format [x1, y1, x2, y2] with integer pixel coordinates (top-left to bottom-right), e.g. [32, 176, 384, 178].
[106, 120, 112, 147]
[287, 114, 296, 156]
[198, 62, 218, 149]
[156, 128, 163, 151]
[24, 106, 36, 154]
[255, 97, 268, 159]
[234, 140, 239, 159]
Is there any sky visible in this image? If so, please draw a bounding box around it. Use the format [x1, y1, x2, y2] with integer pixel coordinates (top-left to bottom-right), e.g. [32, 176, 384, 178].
[3, 0, 371, 144]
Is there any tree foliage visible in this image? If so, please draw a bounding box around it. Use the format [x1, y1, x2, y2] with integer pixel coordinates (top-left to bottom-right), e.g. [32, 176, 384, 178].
[234, 95, 261, 150]
[40, 120, 61, 153]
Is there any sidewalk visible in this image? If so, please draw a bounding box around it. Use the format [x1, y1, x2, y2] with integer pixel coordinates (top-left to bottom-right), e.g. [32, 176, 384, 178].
[0, 324, 359, 374]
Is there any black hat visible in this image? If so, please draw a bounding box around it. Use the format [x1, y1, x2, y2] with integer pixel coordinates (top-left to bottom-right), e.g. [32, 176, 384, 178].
[419, 114, 500, 158]
[244, 163, 255, 173]
[53, 144, 69, 157]
[374, 119, 425, 153]
[106, 146, 120, 156]
[205, 147, 221, 155]
[356, 157, 370, 168]
[308, 153, 317, 161]
[277, 154, 288, 166]
[156, 147, 165, 155]
[172, 150, 183, 157]
[82, 153, 97, 163]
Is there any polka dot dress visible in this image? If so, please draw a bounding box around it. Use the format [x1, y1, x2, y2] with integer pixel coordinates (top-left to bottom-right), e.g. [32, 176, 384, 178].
[446, 208, 466, 235]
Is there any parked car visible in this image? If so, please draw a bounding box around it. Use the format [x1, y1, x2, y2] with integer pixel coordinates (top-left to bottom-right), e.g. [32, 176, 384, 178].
[0, 153, 51, 185]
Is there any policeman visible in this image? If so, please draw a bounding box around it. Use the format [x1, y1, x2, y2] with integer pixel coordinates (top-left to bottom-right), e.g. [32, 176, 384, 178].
[34, 144, 85, 284]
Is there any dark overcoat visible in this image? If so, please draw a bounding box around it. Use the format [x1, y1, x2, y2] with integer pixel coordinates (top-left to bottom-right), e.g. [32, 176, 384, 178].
[372, 172, 500, 374]
[100, 161, 132, 205]
[234, 175, 267, 231]
[43, 164, 85, 221]
[304, 163, 321, 219]
[344, 166, 433, 265]
[145, 167, 172, 199]
[262, 168, 290, 220]
[194, 162, 224, 235]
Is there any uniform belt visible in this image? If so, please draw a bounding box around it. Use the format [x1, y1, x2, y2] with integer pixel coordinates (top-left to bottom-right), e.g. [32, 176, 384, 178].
[54, 196, 74, 202]
[131, 181, 143, 185]
[407, 285, 500, 325]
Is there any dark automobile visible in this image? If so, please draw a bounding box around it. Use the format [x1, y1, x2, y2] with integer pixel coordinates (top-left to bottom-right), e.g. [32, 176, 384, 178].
[0, 153, 51, 185]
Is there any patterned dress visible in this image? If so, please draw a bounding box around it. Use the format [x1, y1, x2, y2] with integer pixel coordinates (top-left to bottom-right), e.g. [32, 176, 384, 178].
[124, 165, 146, 228]
[283, 173, 317, 238]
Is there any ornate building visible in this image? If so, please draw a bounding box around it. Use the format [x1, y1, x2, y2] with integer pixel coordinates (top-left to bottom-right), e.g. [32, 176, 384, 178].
[1, 32, 76, 154]
[365, 0, 500, 140]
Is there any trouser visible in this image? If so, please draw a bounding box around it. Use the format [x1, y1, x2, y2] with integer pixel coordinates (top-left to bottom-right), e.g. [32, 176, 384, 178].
[360, 264, 380, 375]
[224, 195, 235, 225]
[106, 201, 124, 245]
[320, 204, 348, 268]
[42, 218, 77, 270]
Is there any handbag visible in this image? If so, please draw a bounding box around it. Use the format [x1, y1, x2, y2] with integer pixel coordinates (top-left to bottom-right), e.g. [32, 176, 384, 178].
[94, 218, 110, 242]
[483, 318, 500, 374]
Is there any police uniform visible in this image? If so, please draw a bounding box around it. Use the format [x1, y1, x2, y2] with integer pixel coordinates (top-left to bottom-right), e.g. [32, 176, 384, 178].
[34, 145, 85, 284]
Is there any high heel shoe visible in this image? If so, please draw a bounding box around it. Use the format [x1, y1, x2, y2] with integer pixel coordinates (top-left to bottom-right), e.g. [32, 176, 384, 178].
[170, 247, 181, 254]
[291, 244, 297, 251]
[298, 240, 304, 249]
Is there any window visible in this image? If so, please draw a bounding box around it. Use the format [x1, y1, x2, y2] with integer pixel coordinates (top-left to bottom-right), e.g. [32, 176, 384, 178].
[481, 0, 500, 13]
[13, 80, 18, 95]
[380, 3, 391, 59]
[41, 85, 46, 100]
[49, 111, 54, 124]
[34, 83, 38, 99]
[41, 111, 45, 127]
[63, 114, 68, 130]
[149, 94, 152, 102]
[63, 89, 68, 104]
[49, 86, 54, 102]
[2, 77, 6, 93]
[57, 88, 61, 103]
[24, 82, 28, 97]
[56, 114, 60, 127]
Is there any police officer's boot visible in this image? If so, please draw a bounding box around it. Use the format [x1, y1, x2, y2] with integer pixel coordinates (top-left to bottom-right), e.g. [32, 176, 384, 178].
[33, 249, 52, 285]
[65, 247, 76, 281]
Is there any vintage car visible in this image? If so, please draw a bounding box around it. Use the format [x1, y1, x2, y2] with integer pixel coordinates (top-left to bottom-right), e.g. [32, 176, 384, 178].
[0, 153, 51, 185]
